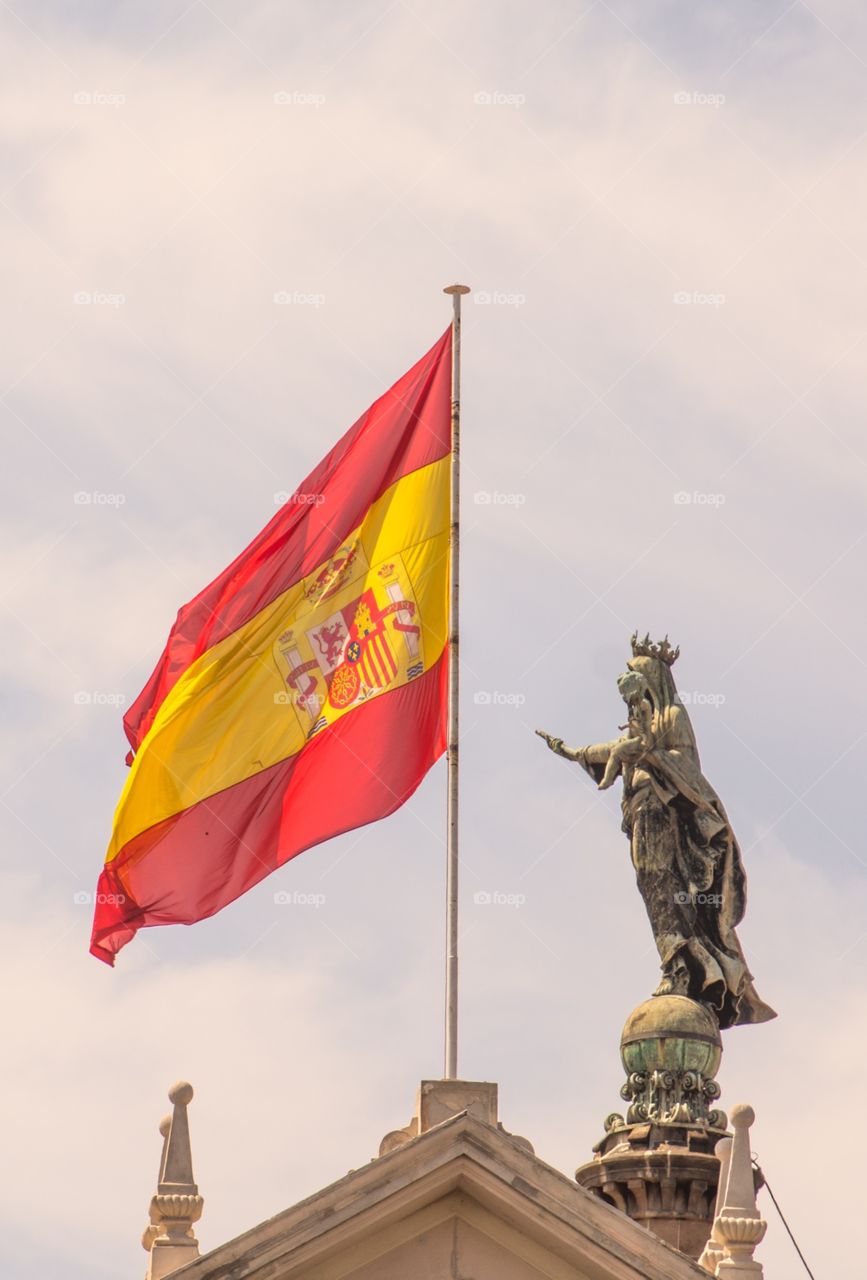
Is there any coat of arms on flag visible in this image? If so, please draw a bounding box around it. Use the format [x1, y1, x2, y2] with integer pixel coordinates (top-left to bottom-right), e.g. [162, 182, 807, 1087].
[273, 552, 423, 734]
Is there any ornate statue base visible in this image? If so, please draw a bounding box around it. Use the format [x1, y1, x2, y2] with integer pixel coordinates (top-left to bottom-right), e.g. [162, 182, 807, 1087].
[575, 994, 729, 1261]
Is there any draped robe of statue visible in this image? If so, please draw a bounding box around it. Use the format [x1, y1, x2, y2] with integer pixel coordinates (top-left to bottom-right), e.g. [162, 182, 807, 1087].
[567, 653, 775, 1030]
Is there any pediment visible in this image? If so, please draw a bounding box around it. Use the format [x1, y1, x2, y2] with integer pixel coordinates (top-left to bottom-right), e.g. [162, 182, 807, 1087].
[173, 1113, 708, 1280]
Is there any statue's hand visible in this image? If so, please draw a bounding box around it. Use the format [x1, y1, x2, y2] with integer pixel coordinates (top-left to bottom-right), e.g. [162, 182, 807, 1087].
[536, 728, 565, 756]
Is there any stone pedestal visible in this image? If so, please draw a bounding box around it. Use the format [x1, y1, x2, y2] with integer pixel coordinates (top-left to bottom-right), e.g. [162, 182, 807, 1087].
[577, 1125, 723, 1257]
[576, 995, 728, 1262]
[379, 1079, 534, 1158]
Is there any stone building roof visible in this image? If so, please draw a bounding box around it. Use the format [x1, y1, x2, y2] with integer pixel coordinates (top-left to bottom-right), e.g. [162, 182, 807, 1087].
[161, 1086, 711, 1280]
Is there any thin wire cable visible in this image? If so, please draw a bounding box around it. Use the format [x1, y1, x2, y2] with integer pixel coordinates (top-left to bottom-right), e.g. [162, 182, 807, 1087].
[753, 1157, 816, 1280]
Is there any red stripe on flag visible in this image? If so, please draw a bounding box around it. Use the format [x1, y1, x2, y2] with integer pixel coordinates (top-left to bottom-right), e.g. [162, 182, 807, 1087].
[90, 649, 448, 965]
[123, 329, 451, 755]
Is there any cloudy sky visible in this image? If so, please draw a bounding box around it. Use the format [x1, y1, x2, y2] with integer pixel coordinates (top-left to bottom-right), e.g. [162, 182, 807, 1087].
[2, 2, 865, 1275]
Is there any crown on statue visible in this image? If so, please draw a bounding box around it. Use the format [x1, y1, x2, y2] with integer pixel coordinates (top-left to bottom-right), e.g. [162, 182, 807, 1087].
[630, 632, 680, 666]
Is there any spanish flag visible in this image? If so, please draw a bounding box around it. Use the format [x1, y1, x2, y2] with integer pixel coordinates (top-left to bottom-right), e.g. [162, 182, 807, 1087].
[90, 330, 452, 964]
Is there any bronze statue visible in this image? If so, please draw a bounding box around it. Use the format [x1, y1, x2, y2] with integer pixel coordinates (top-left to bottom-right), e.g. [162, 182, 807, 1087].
[537, 634, 775, 1031]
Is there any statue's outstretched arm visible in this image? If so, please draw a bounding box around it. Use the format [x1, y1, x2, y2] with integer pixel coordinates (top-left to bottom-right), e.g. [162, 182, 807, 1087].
[535, 730, 612, 766]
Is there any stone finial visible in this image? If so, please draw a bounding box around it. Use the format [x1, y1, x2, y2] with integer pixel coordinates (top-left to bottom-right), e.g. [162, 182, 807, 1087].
[702, 1104, 767, 1277]
[698, 1136, 732, 1273]
[142, 1116, 172, 1253]
[143, 1082, 204, 1280]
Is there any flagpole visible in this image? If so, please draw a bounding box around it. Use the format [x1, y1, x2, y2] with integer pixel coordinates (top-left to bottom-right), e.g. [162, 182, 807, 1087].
[443, 283, 470, 1080]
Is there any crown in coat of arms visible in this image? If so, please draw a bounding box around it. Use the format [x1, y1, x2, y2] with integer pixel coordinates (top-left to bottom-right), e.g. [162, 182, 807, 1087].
[353, 600, 375, 635]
